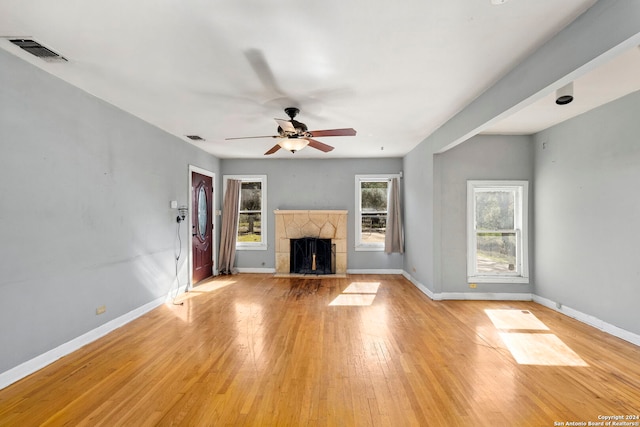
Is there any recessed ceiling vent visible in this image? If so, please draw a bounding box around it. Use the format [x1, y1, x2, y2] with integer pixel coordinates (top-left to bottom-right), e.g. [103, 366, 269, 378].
[9, 39, 67, 62]
[186, 135, 205, 141]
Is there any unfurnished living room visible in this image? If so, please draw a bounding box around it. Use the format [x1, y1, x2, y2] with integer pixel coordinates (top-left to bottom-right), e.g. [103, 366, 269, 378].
[1, 1, 640, 425]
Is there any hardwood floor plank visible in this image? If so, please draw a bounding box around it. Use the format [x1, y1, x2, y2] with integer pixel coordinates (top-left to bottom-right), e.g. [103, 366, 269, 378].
[1, 274, 639, 425]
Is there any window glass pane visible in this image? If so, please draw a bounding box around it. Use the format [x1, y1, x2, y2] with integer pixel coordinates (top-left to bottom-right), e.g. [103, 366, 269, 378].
[240, 181, 261, 211]
[475, 190, 514, 230]
[361, 213, 387, 244]
[476, 232, 517, 273]
[227, 175, 267, 249]
[467, 181, 528, 282]
[361, 181, 388, 212]
[238, 213, 261, 242]
[360, 181, 388, 244]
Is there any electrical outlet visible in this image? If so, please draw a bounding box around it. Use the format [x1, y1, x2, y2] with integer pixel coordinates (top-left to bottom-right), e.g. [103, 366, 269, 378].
[96, 305, 106, 315]
[469, 283, 477, 289]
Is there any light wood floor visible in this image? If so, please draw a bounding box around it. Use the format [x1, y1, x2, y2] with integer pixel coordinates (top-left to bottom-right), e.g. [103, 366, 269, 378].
[1, 274, 639, 426]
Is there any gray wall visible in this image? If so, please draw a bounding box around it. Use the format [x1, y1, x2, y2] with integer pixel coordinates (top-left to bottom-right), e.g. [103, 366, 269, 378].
[221, 158, 404, 271]
[402, 135, 535, 296]
[402, 140, 436, 291]
[0, 49, 220, 373]
[533, 90, 640, 336]
[436, 134, 535, 294]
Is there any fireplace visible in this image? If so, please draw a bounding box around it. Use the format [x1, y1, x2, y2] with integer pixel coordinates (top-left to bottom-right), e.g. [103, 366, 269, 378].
[274, 210, 348, 275]
[290, 238, 335, 275]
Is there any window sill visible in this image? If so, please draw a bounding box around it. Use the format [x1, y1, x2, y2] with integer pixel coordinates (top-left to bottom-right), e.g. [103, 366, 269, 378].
[236, 244, 268, 251]
[355, 245, 384, 252]
[468, 276, 529, 284]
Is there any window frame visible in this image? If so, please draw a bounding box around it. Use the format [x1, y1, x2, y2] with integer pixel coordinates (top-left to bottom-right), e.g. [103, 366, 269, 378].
[223, 174, 268, 251]
[354, 174, 399, 251]
[467, 180, 529, 284]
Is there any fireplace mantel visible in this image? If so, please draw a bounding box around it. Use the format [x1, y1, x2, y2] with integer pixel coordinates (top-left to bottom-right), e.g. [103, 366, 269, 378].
[274, 210, 348, 274]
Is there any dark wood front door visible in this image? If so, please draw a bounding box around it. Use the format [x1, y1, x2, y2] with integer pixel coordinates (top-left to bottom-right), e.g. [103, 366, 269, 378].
[192, 172, 213, 284]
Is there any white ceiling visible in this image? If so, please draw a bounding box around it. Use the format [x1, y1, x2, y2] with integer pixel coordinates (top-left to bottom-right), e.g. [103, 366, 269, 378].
[4, 0, 634, 159]
[484, 45, 640, 135]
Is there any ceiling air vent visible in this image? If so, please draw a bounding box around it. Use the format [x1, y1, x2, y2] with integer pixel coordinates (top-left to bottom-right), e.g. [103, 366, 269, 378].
[9, 39, 67, 62]
[186, 135, 205, 141]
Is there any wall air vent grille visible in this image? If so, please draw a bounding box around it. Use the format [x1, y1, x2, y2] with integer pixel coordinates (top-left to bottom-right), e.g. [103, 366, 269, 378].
[9, 39, 67, 62]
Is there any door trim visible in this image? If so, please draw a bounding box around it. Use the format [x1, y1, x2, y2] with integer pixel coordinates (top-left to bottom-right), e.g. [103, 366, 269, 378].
[188, 165, 216, 289]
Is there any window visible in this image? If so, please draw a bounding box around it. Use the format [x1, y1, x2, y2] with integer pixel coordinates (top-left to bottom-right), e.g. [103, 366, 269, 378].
[355, 174, 398, 251]
[224, 175, 267, 250]
[467, 181, 529, 283]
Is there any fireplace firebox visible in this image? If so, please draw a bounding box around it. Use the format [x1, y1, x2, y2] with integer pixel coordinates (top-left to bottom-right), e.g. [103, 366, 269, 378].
[290, 238, 335, 275]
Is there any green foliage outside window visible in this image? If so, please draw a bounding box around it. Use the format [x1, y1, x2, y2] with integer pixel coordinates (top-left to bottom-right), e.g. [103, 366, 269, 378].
[361, 181, 388, 212]
[360, 181, 388, 243]
[238, 182, 262, 241]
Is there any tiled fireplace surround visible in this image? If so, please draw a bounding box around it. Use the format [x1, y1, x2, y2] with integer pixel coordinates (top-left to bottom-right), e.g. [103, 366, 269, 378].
[274, 210, 348, 275]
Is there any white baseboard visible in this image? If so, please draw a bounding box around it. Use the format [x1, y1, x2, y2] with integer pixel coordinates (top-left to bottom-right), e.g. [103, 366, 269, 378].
[401, 271, 532, 301]
[533, 295, 640, 347]
[402, 270, 639, 348]
[238, 268, 402, 275]
[169, 283, 189, 298]
[0, 295, 165, 391]
[236, 267, 276, 273]
[347, 269, 404, 275]
[439, 292, 533, 301]
[238, 268, 403, 275]
[402, 271, 437, 299]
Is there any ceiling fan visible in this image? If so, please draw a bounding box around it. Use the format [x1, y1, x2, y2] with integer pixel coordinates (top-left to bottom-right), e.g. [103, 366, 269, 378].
[225, 107, 357, 155]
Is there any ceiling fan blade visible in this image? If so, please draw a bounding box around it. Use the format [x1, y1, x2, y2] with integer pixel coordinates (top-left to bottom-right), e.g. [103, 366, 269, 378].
[225, 135, 278, 140]
[275, 119, 296, 133]
[244, 49, 285, 98]
[307, 138, 334, 153]
[265, 144, 282, 155]
[309, 128, 357, 137]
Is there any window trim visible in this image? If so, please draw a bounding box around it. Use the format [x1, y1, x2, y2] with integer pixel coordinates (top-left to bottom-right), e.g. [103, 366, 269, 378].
[223, 174, 267, 251]
[355, 174, 399, 251]
[467, 180, 529, 284]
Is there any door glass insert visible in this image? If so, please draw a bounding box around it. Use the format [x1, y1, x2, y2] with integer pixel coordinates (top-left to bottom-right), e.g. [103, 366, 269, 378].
[197, 185, 207, 240]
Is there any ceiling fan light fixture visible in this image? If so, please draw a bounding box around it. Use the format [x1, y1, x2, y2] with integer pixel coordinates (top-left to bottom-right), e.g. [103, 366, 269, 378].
[278, 138, 309, 153]
[226, 108, 355, 155]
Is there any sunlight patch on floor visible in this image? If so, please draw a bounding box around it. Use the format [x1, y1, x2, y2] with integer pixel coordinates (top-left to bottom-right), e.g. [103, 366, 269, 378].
[171, 277, 237, 304]
[499, 333, 588, 366]
[166, 277, 237, 322]
[342, 282, 380, 294]
[329, 281, 380, 306]
[485, 309, 549, 331]
[485, 309, 588, 367]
